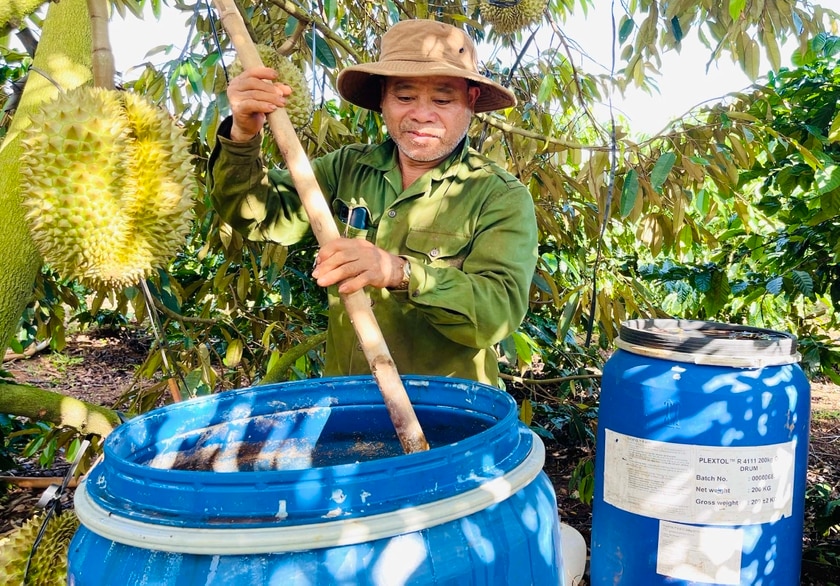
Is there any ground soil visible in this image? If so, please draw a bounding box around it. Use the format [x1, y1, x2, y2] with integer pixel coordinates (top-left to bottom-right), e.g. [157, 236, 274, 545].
[2, 330, 839, 584]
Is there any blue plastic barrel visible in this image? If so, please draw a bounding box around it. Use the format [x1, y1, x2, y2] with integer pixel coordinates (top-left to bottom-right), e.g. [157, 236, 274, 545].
[590, 319, 811, 585]
[68, 375, 564, 585]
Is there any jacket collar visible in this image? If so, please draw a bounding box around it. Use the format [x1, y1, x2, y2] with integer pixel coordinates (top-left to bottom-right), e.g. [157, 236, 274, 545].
[359, 137, 471, 181]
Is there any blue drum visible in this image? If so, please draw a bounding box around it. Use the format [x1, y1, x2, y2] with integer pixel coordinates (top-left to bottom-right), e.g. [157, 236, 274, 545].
[590, 319, 810, 585]
[68, 376, 564, 585]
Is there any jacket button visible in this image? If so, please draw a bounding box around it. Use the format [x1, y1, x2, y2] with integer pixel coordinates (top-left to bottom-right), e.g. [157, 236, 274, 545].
[387, 210, 397, 218]
[429, 247, 439, 258]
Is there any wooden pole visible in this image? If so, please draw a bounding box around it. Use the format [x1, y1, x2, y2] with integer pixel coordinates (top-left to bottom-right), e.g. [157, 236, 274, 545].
[211, 0, 428, 454]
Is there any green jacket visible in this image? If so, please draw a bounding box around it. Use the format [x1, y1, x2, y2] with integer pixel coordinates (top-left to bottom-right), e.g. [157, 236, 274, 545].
[209, 119, 538, 385]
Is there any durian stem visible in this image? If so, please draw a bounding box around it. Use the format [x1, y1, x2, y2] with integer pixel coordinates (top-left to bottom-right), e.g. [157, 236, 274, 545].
[87, 0, 115, 89]
[213, 0, 429, 455]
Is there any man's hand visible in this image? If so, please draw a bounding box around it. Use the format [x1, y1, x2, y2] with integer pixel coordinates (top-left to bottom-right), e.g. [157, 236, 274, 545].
[226, 67, 292, 142]
[312, 239, 406, 294]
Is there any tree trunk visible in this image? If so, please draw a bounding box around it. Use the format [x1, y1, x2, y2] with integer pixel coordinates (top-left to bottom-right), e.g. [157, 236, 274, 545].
[0, 0, 112, 434]
[0, 0, 92, 356]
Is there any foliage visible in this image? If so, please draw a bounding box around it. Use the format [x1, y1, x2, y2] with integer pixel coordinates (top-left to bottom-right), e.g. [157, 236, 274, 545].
[624, 34, 840, 381]
[804, 481, 840, 575]
[0, 411, 28, 474]
[807, 482, 840, 538]
[569, 456, 595, 505]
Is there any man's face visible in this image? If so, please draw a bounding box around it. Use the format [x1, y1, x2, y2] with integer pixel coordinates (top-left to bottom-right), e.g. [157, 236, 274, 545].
[381, 76, 480, 165]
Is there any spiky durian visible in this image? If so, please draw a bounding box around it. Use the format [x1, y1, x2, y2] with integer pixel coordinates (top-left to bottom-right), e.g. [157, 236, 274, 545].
[479, 0, 549, 35]
[19, 86, 196, 290]
[228, 44, 313, 128]
[0, 511, 79, 585]
[0, 0, 46, 31]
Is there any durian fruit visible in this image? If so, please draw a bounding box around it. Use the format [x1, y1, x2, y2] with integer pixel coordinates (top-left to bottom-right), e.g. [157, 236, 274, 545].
[479, 0, 549, 35]
[19, 86, 196, 290]
[228, 44, 313, 128]
[0, 510, 79, 585]
[0, 0, 46, 31]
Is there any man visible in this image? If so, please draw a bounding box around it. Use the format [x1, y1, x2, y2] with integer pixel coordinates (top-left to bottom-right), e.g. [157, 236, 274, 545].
[209, 19, 538, 385]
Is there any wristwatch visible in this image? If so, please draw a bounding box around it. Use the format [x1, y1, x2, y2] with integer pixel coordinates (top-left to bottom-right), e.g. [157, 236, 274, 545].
[395, 256, 411, 290]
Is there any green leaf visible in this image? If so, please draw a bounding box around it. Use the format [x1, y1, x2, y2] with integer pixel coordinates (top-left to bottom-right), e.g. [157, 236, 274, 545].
[650, 152, 676, 193]
[304, 31, 337, 68]
[815, 164, 840, 195]
[620, 169, 639, 217]
[184, 369, 212, 397]
[519, 399, 533, 426]
[557, 291, 580, 343]
[618, 17, 634, 44]
[499, 335, 517, 365]
[694, 188, 710, 215]
[66, 437, 81, 462]
[152, 272, 181, 314]
[766, 276, 783, 295]
[512, 331, 533, 365]
[323, 0, 336, 21]
[791, 271, 814, 296]
[694, 271, 711, 293]
[811, 32, 831, 54]
[729, 0, 746, 20]
[532, 272, 552, 294]
[537, 74, 556, 105]
[703, 271, 731, 316]
[40, 438, 57, 467]
[829, 112, 840, 143]
[22, 436, 45, 458]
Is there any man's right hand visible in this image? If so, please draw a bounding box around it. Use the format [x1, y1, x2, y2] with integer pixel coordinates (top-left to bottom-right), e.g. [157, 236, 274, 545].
[226, 67, 292, 142]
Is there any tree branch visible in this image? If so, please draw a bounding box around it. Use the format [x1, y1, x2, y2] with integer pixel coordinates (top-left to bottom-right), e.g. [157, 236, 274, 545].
[0, 383, 121, 437]
[475, 113, 612, 151]
[268, 0, 361, 61]
[500, 372, 602, 386]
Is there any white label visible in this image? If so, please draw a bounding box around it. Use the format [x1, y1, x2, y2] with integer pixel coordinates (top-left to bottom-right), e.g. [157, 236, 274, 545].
[656, 521, 742, 584]
[603, 429, 795, 525]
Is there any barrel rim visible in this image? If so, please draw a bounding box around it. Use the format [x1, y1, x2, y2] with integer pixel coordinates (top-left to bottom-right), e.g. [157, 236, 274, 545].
[73, 433, 546, 554]
[619, 319, 799, 365]
[83, 376, 533, 527]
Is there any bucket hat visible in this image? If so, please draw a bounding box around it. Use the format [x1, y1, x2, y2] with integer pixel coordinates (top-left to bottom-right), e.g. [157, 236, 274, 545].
[336, 19, 516, 114]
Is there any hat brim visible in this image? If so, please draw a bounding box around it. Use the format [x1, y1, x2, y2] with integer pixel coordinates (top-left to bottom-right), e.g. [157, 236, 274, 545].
[336, 61, 516, 113]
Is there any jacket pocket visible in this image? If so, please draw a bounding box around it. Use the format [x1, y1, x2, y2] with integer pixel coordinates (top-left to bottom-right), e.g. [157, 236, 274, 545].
[405, 229, 471, 268]
[333, 199, 373, 240]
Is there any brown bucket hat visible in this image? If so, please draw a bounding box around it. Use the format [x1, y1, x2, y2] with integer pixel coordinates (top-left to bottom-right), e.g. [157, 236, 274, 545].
[336, 19, 516, 114]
